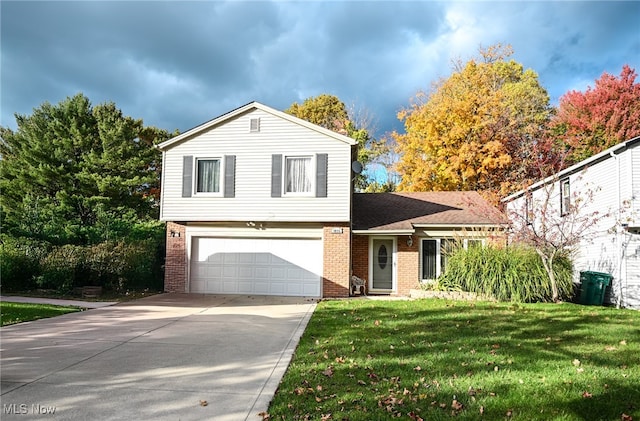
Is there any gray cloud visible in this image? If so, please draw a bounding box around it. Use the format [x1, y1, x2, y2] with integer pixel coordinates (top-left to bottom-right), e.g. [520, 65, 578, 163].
[2, 1, 638, 139]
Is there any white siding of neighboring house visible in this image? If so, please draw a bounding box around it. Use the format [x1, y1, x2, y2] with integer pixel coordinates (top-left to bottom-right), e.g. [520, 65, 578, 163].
[160, 108, 353, 222]
[505, 139, 640, 308]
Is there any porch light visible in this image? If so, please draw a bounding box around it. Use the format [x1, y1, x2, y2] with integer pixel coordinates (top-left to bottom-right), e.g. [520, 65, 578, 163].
[406, 236, 413, 247]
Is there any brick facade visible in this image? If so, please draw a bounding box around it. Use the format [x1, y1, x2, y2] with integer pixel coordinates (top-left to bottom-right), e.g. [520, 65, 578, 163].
[164, 222, 187, 292]
[395, 234, 420, 296]
[351, 235, 369, 294]
[322, 224, 351, 297]
[351, 234, 421, 296]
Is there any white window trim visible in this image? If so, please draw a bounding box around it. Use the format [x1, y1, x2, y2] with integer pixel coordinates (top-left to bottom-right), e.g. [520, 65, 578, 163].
[194, 157, 224, 197]
[420, 237, 485, 282]
[283, 154, 315, 197]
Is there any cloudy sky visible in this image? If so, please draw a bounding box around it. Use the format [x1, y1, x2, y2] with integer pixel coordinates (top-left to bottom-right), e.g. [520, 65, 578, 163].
[2, 1, 639, 138]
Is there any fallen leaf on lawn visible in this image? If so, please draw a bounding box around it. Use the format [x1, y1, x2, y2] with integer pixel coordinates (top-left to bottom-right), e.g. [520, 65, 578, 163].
[374, 320, 381, 326]
[390, 345, 395, 350]
[451, 400, 464, 411]
[494, 366, 499, 371]
[320, 413, 332, 420]
[316, 385, 323, 391]
[258, 411, 270, 420]
[335, 356, 346, 363]
[576, 367, 585, 373]
[479, 406, 485, 415]
[506, 409, 513, 417]
[439, 403, 447, 409]
[605, 346, 617, 351]
[620, 340, 627, 346]
[492, 344, 500, 349]
[323, 366, 334, 377]
[199, 400, 208, 407]
[408, 411, 424, 421]
[621, 413, 633, 421]
[414, 366, 422, 371]
[582, 391, 593, 398]
[358, 380, 367, 386]
[572, 359, 581, 366]
[315, 397, 322, 402]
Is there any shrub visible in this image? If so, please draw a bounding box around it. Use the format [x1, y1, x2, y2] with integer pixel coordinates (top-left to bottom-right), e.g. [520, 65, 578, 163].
[0, 235, 49, 291]
[37, 244, 86, 292]
[437, 244, 574, 302]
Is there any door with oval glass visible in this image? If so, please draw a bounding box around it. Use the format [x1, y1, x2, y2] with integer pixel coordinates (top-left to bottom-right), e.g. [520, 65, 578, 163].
[371, 238, 394, 291]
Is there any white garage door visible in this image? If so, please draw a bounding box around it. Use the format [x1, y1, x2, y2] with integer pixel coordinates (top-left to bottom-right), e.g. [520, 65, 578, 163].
[190, 237, 322, 297]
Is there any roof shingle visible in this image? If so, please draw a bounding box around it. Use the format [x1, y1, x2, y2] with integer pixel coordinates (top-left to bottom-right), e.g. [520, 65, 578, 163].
[352, 191, 506, 231]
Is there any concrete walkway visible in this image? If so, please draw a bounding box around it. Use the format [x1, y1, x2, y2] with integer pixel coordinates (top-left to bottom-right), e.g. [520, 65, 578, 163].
[0, 293, 317, 420]
[0, 295, 118, 308]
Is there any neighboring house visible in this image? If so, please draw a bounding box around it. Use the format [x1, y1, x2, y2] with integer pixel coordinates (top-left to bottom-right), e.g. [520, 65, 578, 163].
[158, 101, 505, 298]
[503, 136, 640, 309]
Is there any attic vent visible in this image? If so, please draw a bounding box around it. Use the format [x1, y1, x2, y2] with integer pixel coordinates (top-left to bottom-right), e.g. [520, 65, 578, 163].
[250, 118, 260, 132]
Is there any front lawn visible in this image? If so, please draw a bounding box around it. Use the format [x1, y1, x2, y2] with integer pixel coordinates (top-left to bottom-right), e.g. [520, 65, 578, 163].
[268, 299, 639, 420]
[0, 301, 83, 326]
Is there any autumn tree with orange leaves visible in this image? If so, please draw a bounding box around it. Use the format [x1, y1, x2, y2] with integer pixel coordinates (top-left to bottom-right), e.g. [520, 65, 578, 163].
[393, 45, 553, 201]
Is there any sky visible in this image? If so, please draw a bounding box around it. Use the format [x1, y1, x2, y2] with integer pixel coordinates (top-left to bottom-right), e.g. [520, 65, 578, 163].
[2, 1, 639, 139]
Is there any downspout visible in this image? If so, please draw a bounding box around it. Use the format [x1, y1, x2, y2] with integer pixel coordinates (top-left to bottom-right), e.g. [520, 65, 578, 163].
[610, 150, 624, 308]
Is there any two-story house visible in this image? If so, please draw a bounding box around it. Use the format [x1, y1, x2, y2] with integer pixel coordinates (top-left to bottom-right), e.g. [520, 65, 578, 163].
[158, 102, 505, 298]
[503, 136, 640, 308]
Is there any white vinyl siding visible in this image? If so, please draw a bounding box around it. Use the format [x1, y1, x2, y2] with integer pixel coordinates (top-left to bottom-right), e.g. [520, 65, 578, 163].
[160, 108, 352, 222]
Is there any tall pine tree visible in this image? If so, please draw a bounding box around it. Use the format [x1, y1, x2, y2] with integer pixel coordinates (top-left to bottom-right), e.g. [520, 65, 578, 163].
[0, 93, 170, 244]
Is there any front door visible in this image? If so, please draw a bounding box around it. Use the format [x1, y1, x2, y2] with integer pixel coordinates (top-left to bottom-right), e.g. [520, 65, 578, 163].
[371, 238, 394, 292]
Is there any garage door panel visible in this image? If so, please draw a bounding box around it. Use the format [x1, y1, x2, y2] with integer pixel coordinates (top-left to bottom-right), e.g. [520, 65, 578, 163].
[190, 237, 322, 297]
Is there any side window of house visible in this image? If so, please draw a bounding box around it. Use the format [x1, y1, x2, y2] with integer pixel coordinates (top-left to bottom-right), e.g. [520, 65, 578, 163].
[422, 239, 437, 280]
[560, 178, 570, 216]
[525, 193, 533, 225]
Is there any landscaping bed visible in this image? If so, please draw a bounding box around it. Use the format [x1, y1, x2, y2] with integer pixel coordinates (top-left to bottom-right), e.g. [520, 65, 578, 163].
[268, 299, 639, 420]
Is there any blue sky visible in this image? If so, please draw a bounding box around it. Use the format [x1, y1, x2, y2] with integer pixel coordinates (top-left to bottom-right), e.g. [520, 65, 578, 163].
[2, 1, 639, 139]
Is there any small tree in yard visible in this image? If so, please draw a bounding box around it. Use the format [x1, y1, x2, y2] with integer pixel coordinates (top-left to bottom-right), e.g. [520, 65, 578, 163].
[505, 173, 605, 302]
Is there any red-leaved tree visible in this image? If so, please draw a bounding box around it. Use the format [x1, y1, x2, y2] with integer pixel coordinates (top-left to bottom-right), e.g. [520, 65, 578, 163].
[551, 65, 640, 165]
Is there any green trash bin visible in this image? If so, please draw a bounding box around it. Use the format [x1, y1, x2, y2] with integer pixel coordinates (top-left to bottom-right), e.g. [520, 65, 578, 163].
[579, 271, 612, 305]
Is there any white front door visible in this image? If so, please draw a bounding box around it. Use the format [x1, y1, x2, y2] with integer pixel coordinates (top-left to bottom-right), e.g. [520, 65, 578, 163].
[371, 238, 395, 292]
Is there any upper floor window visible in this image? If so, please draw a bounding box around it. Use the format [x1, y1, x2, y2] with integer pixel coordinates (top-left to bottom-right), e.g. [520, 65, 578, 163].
[196, 158, 221, 193]
[285, 156, 313, 194]
[560, 178, 570, 216]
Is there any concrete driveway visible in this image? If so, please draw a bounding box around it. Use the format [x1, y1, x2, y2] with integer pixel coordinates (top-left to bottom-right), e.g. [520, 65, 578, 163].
[0, 294, 316, 420]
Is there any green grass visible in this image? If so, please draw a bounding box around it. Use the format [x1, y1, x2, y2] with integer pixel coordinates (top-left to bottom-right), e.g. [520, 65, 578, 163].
[0, 301, 83, 326]
[268, 299, 640, 420]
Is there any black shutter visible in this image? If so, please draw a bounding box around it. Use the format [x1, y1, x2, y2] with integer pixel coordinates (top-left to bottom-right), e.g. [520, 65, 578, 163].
[271, 154, 282, 197]
[224, 155, 236, 198]
[182, 155, 193, 197]
[316, 153, 328, 197]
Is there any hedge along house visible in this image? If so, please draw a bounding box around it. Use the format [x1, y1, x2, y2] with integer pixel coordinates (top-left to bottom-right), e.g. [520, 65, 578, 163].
[351, 192, 507, 296]
[158, 102, 506, 298]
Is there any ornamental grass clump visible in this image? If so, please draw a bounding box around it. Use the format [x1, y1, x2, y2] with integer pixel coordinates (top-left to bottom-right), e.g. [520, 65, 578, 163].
[438, 244, 573, 302]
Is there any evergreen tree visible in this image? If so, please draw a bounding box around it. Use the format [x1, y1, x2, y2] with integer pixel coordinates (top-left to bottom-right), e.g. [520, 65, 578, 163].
[0, 93, 170, 244]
